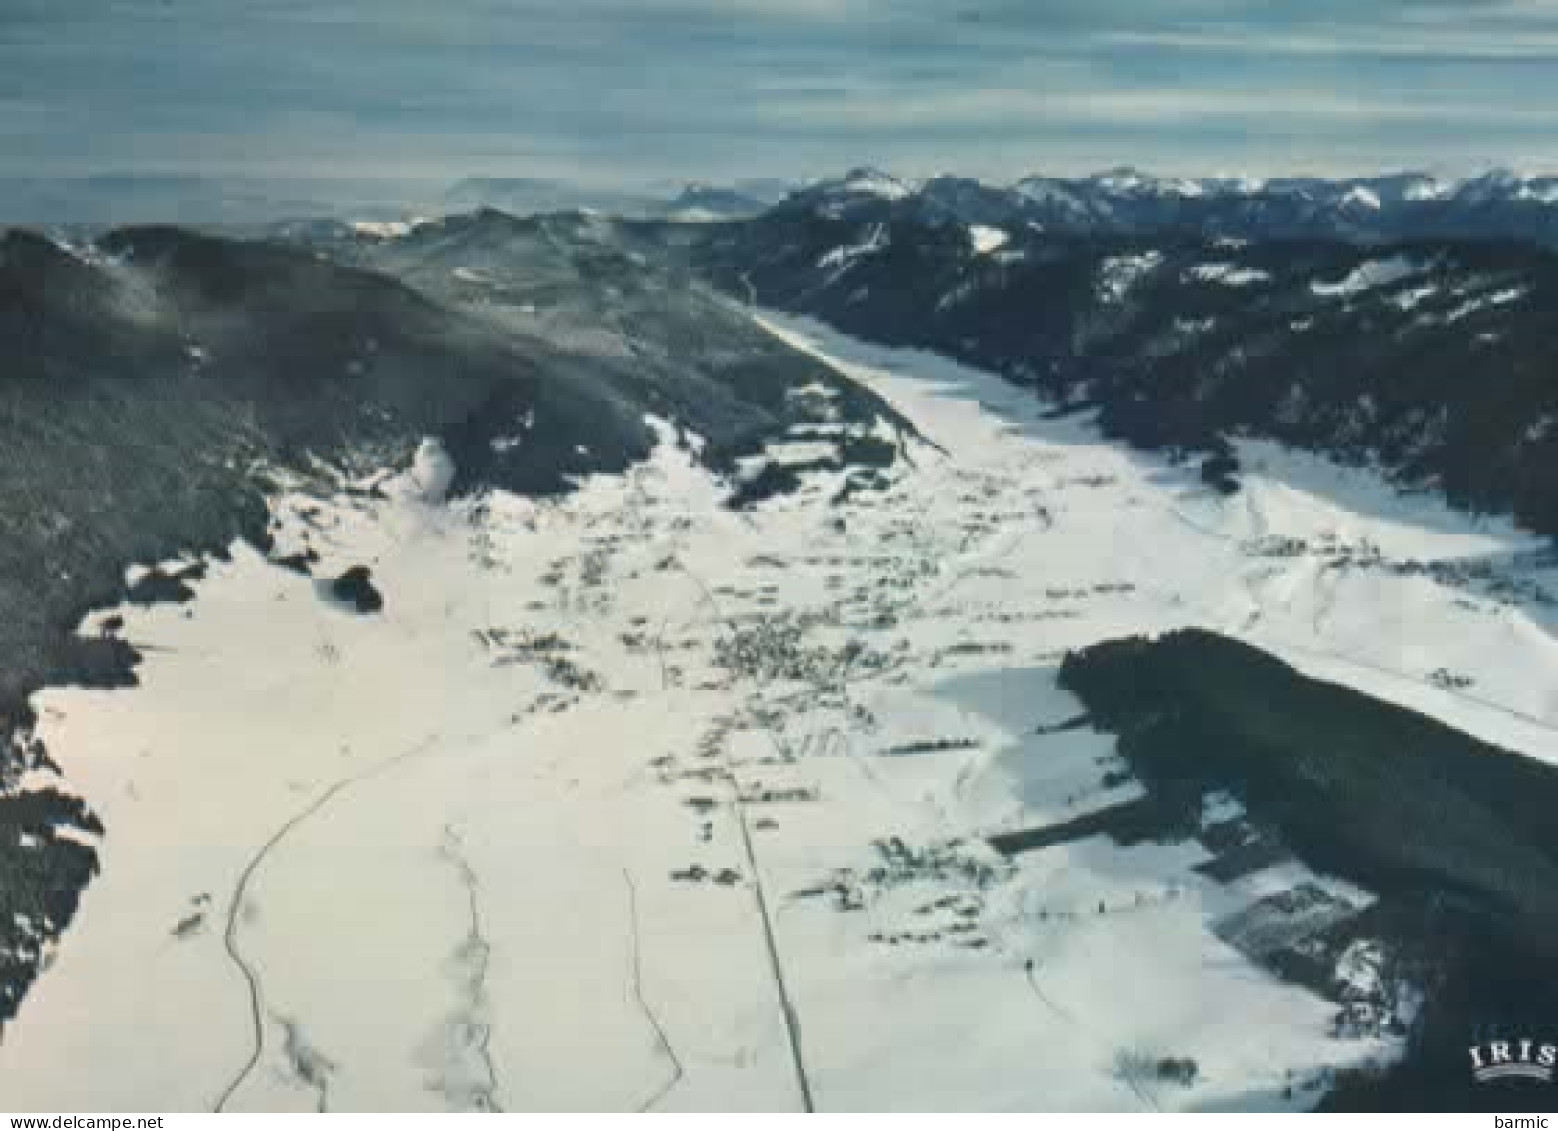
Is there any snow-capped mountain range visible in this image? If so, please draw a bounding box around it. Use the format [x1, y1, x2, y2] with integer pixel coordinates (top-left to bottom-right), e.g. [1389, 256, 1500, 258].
[776, 166, 1558, 245]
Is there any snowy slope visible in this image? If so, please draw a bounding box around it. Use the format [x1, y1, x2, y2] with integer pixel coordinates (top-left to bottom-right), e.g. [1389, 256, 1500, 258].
[4, 314, 1557, 1111]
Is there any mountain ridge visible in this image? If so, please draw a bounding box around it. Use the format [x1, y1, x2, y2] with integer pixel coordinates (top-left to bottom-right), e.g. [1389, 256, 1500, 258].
[772, 166, 1558, 246]
[685, 197, 1558, 539]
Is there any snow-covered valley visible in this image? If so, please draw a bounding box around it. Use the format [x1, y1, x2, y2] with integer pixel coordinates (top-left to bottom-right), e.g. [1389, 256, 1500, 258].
[4, 313, 1558, 1111]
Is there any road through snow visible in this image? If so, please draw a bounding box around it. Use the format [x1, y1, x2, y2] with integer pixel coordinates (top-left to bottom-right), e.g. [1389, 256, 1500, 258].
[3, 313, 1556, 1110]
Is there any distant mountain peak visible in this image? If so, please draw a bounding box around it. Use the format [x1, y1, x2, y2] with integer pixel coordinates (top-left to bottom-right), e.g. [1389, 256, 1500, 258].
[837, 167, 915, 199]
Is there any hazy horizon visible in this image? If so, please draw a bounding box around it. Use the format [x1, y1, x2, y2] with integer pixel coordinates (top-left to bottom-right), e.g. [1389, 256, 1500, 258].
[5, 1, 1558, 192]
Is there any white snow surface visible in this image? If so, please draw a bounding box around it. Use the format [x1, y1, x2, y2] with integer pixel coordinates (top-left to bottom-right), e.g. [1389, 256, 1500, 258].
[1444, 286, 1529, 323]
[818, 224, 889, 274]
[1404, 178, 1451, 202]
[840, 171, 914, 200]
[1097, 252, 1164, 302]
[1012, 180, 1088, 213]
[967, 225, 1010, 255]
[1189, 263, 1271, 287]
[1339, 186, 1382, 211]
[5, 314, 1558, 1111]
[397, 437, 457, 504]
[350, 219, 430, 240]
[1311, 256, 1422, 298]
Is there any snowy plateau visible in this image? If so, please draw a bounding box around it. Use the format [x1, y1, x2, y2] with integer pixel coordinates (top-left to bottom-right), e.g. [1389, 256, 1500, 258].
[4, 313, 1557, 1112]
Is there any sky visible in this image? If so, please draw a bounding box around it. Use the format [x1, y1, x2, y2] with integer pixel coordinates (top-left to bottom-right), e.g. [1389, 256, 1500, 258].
[4, 0, 1558, 192]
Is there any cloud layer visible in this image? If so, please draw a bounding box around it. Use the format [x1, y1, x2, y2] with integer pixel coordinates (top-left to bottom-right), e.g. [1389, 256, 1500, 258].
[3, 0, 1556, 188]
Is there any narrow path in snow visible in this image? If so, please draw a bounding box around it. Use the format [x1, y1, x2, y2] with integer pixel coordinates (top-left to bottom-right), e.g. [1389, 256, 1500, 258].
[622, 868, 684, 1113]
[213, 732, 445, 1112]
[1022, 965, 1158, 1112]
[1022, 964, 1077, 1025]
[215, 777, 361, 1112]
[440, 825, 502, 1112]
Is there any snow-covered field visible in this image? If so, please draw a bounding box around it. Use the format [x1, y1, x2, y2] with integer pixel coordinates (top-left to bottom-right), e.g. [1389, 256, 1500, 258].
[5, 313, 1558, 1111]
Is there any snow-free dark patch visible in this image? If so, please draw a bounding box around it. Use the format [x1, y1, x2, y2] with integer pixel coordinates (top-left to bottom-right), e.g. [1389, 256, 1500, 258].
[48, 635, 143, 692]
[125, 567, 198, 607]
[271, 548, 320, 576]
[0, 786, 102, 1026]
[325, 566, 383, 614]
